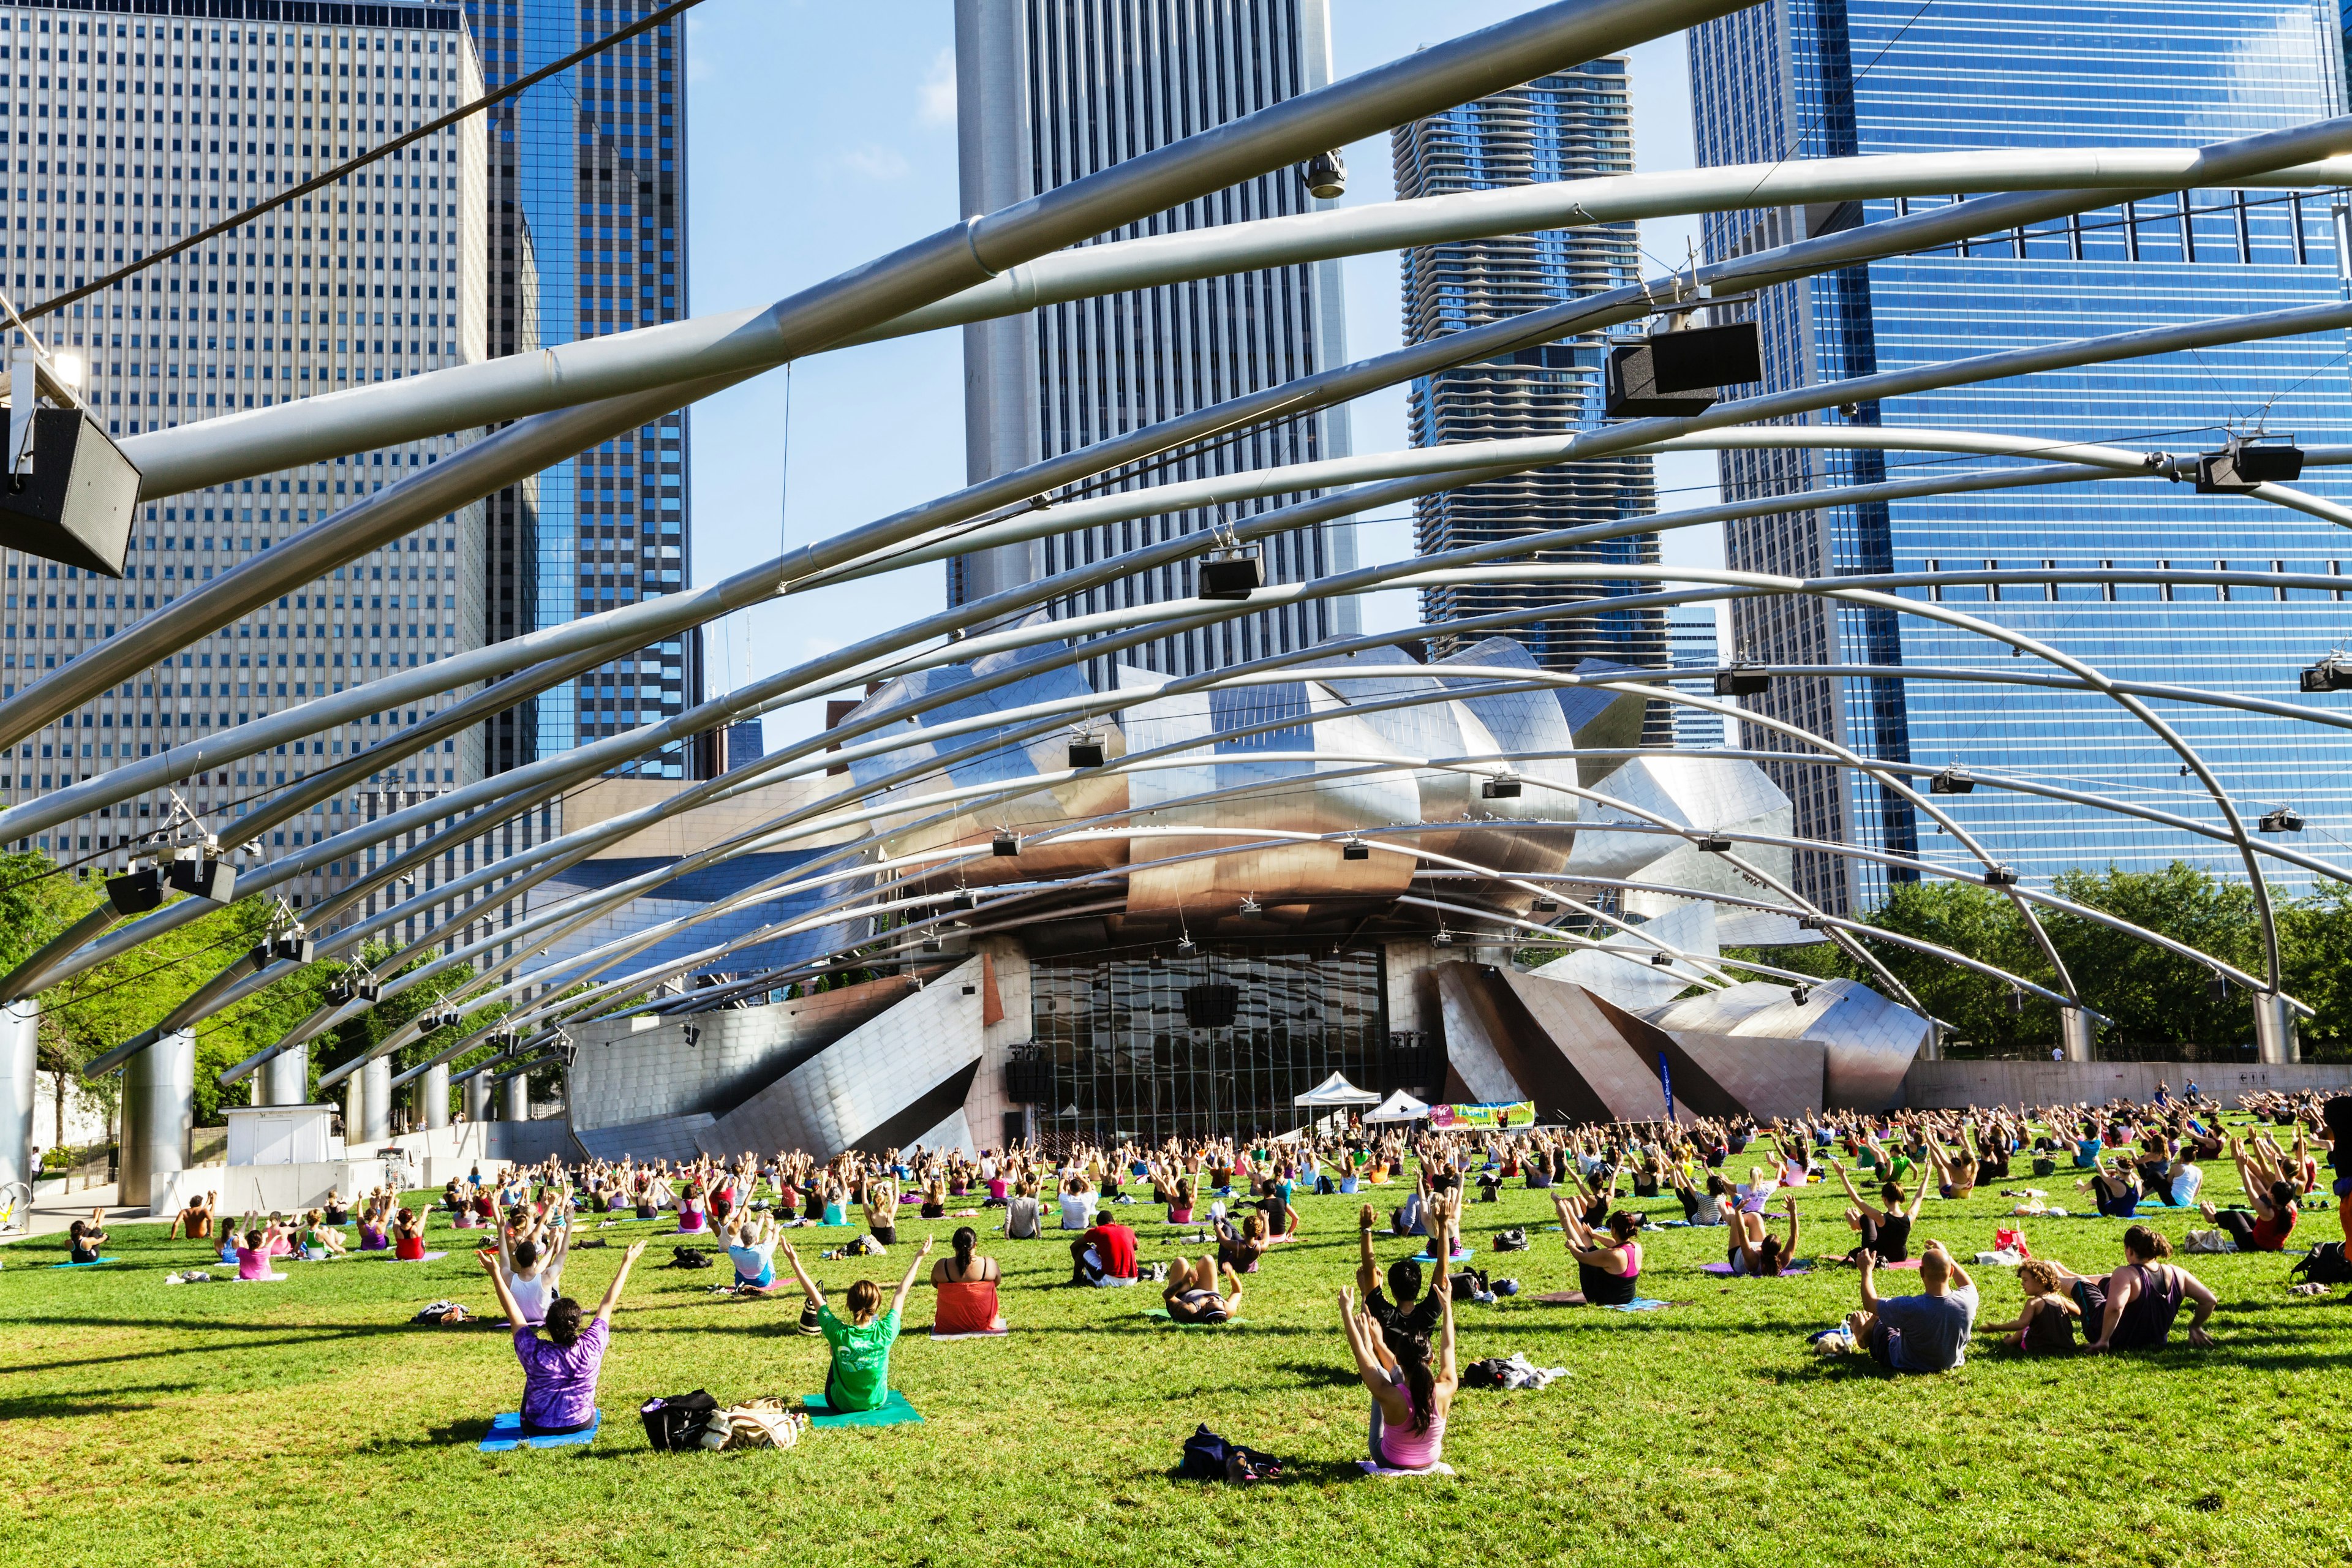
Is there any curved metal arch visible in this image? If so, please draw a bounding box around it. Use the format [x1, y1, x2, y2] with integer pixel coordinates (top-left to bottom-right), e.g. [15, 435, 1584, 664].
[234, 557, 2352, 1062]
[137, 545, 2352, 1048]
[15, 113, 2352, 774]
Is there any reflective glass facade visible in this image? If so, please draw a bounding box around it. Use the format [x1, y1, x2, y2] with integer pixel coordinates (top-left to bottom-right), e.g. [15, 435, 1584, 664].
[1393, 61, 1667, 722]
[0, 2, 493, 947]
[1689, 0, 2352, 913]
[952, 0, 1356, 684]
[1027, 944, 1414, 1144]
[464, 0, 693, 777]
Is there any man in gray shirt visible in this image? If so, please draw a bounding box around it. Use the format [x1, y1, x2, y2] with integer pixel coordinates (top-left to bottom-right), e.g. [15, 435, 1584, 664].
[1849, 1240, 1978, 1371]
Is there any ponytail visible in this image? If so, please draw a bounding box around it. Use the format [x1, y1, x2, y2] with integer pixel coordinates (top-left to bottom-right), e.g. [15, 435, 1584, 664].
[1395, 1332, 1438, 1433]
[952, 1226, 977, 1269]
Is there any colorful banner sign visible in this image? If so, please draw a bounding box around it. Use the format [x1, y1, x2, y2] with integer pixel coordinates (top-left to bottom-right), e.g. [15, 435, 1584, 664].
[1430, 1099, 1535, 1130]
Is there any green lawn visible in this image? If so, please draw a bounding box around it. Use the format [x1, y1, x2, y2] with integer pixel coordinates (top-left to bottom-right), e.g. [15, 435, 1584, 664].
[3, 1139, 2348, 1568]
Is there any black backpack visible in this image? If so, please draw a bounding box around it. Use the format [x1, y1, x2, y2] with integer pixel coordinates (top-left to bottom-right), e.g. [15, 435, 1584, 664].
[666, 1245, 714, 1270]
[2292, 1242, 2352, 1287]
[639, 1389, 718, 1451]
[1492, 1227, 1529, 1253]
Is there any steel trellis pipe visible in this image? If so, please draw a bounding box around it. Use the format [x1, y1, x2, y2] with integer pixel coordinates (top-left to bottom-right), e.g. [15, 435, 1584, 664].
[0, 0, 1740, 755]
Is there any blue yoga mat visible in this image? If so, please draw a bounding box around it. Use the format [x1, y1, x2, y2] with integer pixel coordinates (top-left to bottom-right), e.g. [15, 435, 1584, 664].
[803, 1390, 923, 1428]
[1602, 1298, 1674, 1313]
[48, 1257, 122, 1269]
[479, 1409, 602, 1451]
[1409, 1247, 1472, 1264]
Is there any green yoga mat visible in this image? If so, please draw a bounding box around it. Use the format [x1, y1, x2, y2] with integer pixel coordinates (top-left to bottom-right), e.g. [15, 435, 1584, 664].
[1140, 1307, 1244, 1328]
[802, 1390, 923, 1428]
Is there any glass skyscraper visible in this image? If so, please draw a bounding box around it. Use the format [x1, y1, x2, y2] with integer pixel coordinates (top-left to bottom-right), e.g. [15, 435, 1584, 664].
[1688, 0, 2352, 914]
[952, 0, 1356, 682]
[1393, 59, 1666, 727]
[1665, 602, 1727, 750]
[463, 0, 693, 777]
[0, 1, 492, 948]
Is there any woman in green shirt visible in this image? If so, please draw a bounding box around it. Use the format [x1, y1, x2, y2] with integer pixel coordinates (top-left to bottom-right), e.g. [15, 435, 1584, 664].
[781, 1234, 933, 1412]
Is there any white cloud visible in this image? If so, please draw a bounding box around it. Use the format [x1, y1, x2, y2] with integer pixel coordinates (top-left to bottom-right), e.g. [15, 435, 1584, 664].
[837, 143, 912, 181]
[916, 47, 956, 128]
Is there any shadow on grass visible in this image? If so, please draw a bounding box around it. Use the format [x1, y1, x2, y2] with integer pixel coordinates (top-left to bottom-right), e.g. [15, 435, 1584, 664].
[0, 1382, 203, 1420]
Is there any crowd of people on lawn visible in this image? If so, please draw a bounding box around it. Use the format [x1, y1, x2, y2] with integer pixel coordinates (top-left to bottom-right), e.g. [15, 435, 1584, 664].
[129, 1084, 2352, 1466]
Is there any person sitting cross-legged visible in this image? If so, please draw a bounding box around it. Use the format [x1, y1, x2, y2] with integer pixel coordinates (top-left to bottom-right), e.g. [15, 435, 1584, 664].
[780, 1234, 932, 1413]
[478, 1238, 646, 1437]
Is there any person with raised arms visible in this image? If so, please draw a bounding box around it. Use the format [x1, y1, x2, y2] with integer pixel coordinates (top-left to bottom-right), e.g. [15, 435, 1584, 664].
[780, 1233, 933, 1413]
[1338, 1272, 1457, 1474]
[1845, 1239, 1978, 1373]
[1550, 1193, 1645, 1305]
[479, 1238, 647, 1437]
[1831, 1163, 1924, 1264]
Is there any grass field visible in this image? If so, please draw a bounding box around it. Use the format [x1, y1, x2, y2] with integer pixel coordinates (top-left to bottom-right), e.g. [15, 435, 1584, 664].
[6, 1138, 2351, 1568]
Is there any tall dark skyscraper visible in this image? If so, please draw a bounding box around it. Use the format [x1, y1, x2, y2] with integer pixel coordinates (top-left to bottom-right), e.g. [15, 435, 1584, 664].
[463, 0, 695, 777]
[1689, 0, 2352, 914]
[952, 0, 1356, 681]
[1391, 59, 1665, 729]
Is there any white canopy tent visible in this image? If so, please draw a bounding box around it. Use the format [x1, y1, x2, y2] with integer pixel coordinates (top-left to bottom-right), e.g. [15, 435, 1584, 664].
[1294, 1072, 1382, 1109]
[1363, 1089, 1433, 1124]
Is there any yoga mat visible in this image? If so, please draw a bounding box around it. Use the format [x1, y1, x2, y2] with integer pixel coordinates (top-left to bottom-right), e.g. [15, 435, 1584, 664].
[1358, 1458, 1456, 1478]
[232, 1273, 290, 1283]
[1873, 1259, 1922, 1270]
[1601, 1298, 1675, 1313]
[1700, 1261, 1813, 1277]
[1409, 1247, 1473, 1264]
[398, 1251, 450, 1263]
[802, 1390, 923, 1428]
[1140, 1307, 1244, 1328]
[48, 1257, 123, 1268]
[929, 1328, 1011, 1341]
[479, 1410, 602, 1452]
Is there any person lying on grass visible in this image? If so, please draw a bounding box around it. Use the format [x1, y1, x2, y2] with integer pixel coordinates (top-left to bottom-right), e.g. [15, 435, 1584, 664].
[1845, 1240, 1978, 1373]
[1163, 1255, 1246, 1324]
[1726, 1194, 1801, 1278]
[479, 1237, 646, 1436]
[1831, 1163, 1924, 1264]
[2043, 1226, 2219, 1352]
[780, 1233, 932, 1413]
[1338, 1278, 1455, 1473]
[1548, 1193, 1643, 1305]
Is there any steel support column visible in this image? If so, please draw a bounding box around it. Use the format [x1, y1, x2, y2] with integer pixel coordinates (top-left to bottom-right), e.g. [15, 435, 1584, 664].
[118, 1030, 193, 1208]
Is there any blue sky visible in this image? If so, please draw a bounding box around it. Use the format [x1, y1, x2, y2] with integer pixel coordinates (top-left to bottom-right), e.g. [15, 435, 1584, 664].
[682, 3, 1722, 750]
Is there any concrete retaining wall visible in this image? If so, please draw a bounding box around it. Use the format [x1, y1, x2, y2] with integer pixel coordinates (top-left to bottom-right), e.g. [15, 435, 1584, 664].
[1904, 1059, 2352, 1108]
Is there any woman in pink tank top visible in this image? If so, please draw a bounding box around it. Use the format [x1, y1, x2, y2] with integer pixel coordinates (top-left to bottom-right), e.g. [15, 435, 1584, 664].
[1338, 1261, 1457, 1471]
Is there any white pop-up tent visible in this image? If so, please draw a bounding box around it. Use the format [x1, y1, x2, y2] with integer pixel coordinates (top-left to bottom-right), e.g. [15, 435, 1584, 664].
[1294, 1072, 1382, 1109]
[1363, 1088, 1432, 1124]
